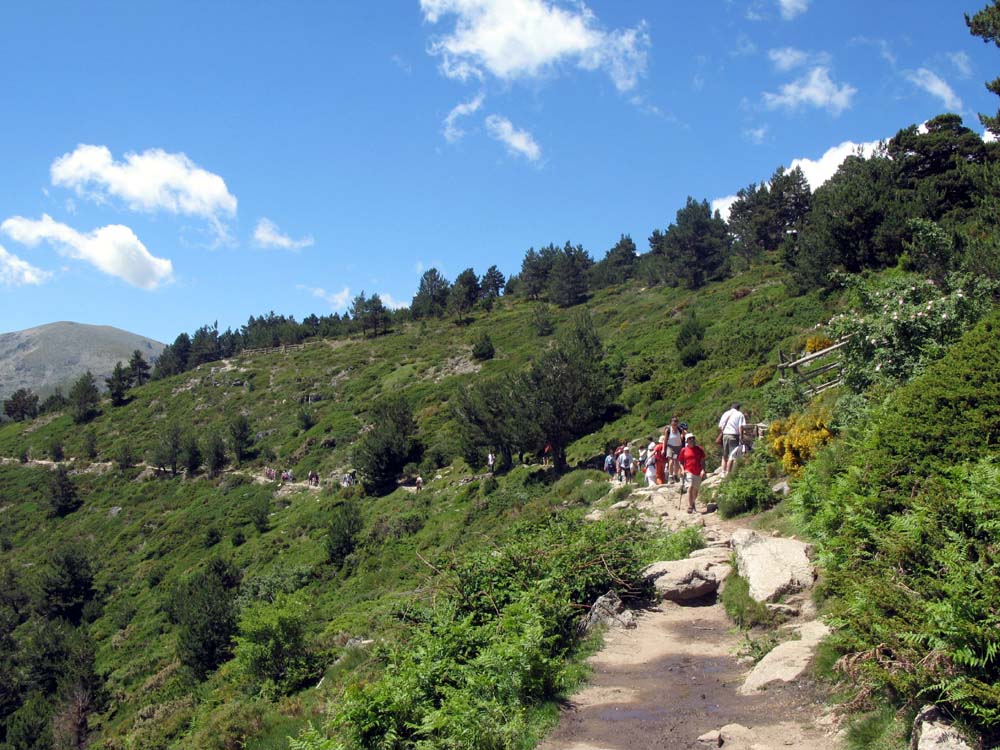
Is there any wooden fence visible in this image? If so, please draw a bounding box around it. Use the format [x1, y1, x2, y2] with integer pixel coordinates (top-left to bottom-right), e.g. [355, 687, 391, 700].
[238, 343, 306, 358]
[776, 337, 849, 396]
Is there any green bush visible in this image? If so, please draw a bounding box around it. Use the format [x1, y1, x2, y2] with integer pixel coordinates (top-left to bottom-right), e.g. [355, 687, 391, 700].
[326, 501, 362, 568]
[169, 560, 240, 680]
[48, 466, 81, 517]
[234, 594, 317, 698]
[471, 332, 496, 361]
[715, 452, 777, 518]
[679, 340, 705, 367]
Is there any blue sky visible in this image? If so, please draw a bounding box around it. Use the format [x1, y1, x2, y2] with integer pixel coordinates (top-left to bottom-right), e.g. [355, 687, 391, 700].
[1, 0, 996, 343]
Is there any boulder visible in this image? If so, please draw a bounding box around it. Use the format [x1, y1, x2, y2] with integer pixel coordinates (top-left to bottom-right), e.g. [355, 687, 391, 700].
[579, 590, 637, 633]
[643, 559, 720, 601]
[738, 621, 830, 695]
[730, 529, 815, 602]
[911, 706, 975, 750]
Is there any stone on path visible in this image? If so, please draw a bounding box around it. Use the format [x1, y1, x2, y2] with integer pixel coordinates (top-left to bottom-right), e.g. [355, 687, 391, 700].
[579, 590, 637, 634]
[731, 529, 815, 603]
[643, 556, 730, 602]
[738, 621, 830, 695]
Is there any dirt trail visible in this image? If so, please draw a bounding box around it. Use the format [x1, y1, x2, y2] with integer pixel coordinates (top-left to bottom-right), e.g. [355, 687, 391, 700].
[540, 473, 841, 750]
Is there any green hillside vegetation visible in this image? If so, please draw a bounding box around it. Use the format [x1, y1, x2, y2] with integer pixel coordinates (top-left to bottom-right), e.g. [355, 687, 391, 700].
[5, 32, 1000, 745]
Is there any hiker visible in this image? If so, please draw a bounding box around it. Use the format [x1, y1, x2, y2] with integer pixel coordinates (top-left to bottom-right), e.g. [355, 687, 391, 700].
[542, 443, 552, 466]
[603, 450, 616, 478]
[618, 445, 633, 484]
[415, 475, 423, 491]
[308, 470, 319, 486]
[717, 402, 746, 476]
[678, 433, 707, 514]
[664, 417, 686, 483]
[487, 451, 495, 473]
[652, 435, 668, 485]
[644, 441, 657, 486]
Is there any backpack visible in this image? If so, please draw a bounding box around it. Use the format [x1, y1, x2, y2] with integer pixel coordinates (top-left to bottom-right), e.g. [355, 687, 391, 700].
[620, 453, 632, 469]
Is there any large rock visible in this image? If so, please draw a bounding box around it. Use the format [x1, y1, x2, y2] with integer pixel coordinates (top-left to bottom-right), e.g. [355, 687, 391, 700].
[643, 558, 727, 602]
[730, 529, 815, 602]
[911, 706, 975, 750]
[579, 590, 637, 633]
[739, 621, 830, 694]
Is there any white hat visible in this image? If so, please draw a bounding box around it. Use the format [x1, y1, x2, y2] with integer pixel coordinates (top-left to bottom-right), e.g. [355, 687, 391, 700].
[685, 433, 696, 441]
[648, 442, 656, 451]
[623, 445, 630, 451]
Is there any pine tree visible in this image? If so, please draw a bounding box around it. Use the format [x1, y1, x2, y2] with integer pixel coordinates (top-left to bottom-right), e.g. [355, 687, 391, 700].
[105, 362, 131, 407]
[68, 372, 100, 424]
[228, 415, 253, 466]
[448, 268, 480, 321]
[411, 268, 451, 318]
[127, 350, 151, 386]
[479, 265, 506, 301]
[49, 466, 82, 517]
[3, 388, 39, 422]
[968, 1, 1000, 137]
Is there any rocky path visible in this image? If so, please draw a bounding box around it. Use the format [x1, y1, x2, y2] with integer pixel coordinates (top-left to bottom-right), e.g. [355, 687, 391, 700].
[540, 472, 842, 750]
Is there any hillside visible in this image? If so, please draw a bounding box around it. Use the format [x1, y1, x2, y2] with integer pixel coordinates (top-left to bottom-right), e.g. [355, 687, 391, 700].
[0, 321, 164, 402]
[0, 261, 844, 750]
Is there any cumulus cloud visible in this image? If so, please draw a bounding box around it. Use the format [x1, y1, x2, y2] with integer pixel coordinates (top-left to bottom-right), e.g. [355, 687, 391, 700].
[1, 214, 172, 289]
[253, 218, 314, 251]
[485, 114, 541, 161]
[711, 195, 739, 222]
[763, 66, 856, 115]
[777, 0, 809, 20]
[443, 93, 485, 142]
[0, 244, 51, 286]
[767, 47, 830, 72]
[378, 293, 408, 310]
[300, 285, 352, 311]
[907, 68, 963, 112]
[713, 137, 884, 221]
[788, 138, 883, 189]
[420, 0, 650, 92]
[50, 144, 237, 241]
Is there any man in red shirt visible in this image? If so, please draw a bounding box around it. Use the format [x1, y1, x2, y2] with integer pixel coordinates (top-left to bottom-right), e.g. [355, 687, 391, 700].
[677, 433, 707, 514]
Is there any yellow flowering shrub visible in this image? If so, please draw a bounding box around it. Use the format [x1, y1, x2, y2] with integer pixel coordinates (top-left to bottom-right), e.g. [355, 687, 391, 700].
[805, 334, 834, 353]
[769, 406, 833, 475]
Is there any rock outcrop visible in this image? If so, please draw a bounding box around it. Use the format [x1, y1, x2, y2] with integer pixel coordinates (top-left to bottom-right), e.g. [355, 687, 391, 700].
[738, 620, 831, 694]
[730, 529, 815, 602]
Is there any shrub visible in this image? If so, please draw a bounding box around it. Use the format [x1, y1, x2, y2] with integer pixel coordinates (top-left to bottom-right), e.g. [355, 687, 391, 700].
[298, 408, 316, 431]
[82, 431, 98, 459]
[49, 466, 82, 517]
[679, 340, 705, 367]
[49, 439, 64, 461]
[249, 495, 270, 534]
[170, 561, 240, 680]
[750, 364, 776, 388]
[715, 452, 777, 518]
[234, 594, 317, 698]
[326, 501, 362, 568]
[768, 405, 833, 475]
[471, 332, 495, 361]
[352, 395, 419, 495]
[204, 432, 227, 476]
[531, 304, 554, 336]
[116, 443, 135, 471]
[805, 334, 834, 352]
[229, 414, 254, 466]
[204, 527, 221, 548]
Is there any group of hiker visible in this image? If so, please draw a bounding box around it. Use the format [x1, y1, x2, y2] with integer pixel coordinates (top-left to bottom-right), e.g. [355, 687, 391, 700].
[263, 466, 322, 486]
[604, 403, 750, 514]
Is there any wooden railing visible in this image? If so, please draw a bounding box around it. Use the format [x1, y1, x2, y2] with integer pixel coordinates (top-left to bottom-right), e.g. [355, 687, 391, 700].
[238, 343, 306, 357]
[777, 337, 849, 396]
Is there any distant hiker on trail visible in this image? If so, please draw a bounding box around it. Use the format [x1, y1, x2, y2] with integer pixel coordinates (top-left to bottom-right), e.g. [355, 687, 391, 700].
[307, 470, 320, 486]
[487, 451, 495, 473]
[603, 450, 615, 478]
[644, 441, 657, 486]
[617, 445, 633, 484]
[664, 417, 686, 483]
[678, 433, 707, 514]
[717, 402, 746, 476]
[543, 443, 552, 466]
[652, 435, 668, 485]
[415, 475, 423, 491]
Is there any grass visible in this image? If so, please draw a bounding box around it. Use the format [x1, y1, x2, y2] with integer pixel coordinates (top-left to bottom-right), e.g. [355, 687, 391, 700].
[720, 570, 775, 630]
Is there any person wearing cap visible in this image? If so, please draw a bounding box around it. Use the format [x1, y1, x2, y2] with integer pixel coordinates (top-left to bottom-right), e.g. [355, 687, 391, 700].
[717, 402, 746, 476]
[677, 433, 707, 513]
[617, 445, 633, 484]
[644, 441, 657, 486]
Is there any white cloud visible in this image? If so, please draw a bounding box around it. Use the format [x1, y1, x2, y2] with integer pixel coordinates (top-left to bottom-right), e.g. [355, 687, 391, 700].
[1, 214, 172, 289]
[253, 218, 314, 251]
[0, 244, 51, 286]
[777, 0, 809, 20]
[485, 114, 541, 161]
[907, 68, 963, 112]
[768, 47, 808, 71]
[443, 92, 485, 142]
[50, 144, 237, 242]
[711, 195, 739, 222]
[949, 51, 973, 79]
[300, 285, 352, 311]
[788, 138, 883, 189]
[378, 293, 408, 310]
[763, 66, 857, 115]
[744, 125, 768, 144]
[420, 0, 650, 92]
[984, 130, 997, 143]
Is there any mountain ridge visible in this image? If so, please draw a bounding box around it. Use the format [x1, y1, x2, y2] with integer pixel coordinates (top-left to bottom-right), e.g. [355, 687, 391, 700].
[0, 321, 164, 401]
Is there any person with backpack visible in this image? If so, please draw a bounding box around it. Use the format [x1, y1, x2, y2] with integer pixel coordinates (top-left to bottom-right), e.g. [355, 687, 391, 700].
[603, 450, 616, 479]
[717, 402, 746, 476]
[664, 417, 687, 483]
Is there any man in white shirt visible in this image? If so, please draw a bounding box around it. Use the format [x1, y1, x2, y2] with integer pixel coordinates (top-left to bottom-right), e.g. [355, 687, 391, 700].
[717, 402, 746, 476]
